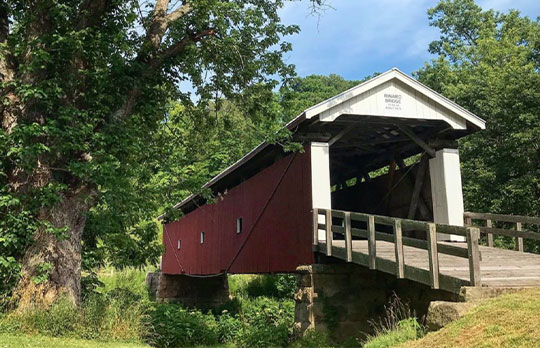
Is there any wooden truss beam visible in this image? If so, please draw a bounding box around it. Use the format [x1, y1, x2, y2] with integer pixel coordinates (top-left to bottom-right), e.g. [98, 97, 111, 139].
[398, 125, 436, 157]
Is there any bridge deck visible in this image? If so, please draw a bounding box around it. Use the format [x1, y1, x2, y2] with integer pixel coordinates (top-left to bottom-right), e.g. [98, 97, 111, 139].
[314, 208, 540, 294]
[317, 240, 540, 291]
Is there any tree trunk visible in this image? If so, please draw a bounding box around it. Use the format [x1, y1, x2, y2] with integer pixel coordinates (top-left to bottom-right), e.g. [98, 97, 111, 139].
[13, 187, 95, 310]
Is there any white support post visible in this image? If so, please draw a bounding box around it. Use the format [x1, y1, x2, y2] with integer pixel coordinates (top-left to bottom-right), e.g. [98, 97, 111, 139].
[311, 142, 332, 242]
[429, 148, 466, 241]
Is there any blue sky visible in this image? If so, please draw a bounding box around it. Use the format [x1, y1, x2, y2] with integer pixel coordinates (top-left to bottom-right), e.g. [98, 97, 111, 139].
[279, 0, 539, 80]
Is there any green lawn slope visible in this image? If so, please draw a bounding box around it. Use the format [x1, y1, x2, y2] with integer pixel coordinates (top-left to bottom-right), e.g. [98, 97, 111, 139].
[399, 288, 540, 348]
[0, 333, 151, 348]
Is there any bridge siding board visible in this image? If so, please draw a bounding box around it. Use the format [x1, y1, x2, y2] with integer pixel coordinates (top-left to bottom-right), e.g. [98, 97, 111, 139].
[162, 149, 314, 275]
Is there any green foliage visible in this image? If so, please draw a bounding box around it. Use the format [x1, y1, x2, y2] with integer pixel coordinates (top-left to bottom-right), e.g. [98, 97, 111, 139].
[279, 74, 371, 121]
[1, 271, 300, 348]
[143, 274, 295, 348]
[230, 274, 296, 299]
[235, 297, 294, 348]
[0, 0, 311, 301]
[416, 0, 540, 221]
[215, 311, 242, 343]
[362, 318, 423, 348]
[291, 329, 331, 348]
[145, 304, 218, 347]
[31, 262, 53, 285]
[0, 269, 152, 342]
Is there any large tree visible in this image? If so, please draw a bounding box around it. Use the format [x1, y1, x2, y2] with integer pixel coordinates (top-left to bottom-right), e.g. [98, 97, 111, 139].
[417, 1, 540, 219]
[0, 0, 322, 308]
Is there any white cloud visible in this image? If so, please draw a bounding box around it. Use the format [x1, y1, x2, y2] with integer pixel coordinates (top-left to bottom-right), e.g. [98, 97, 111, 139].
[279, 0, 539, 79]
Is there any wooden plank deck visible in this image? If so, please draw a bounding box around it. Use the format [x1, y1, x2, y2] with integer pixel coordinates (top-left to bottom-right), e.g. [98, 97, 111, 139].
[317, 240, 540, 289]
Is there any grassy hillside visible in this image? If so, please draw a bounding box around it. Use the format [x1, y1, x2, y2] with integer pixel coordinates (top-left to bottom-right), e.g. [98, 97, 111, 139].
[399, 288, 540, 348]
[0, 333, 151, 348]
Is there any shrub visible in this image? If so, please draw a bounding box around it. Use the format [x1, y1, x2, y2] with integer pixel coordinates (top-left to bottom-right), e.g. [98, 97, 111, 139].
[215, 310, 242, 343]
[235, 297, 295, 348]
[145, 304, 218, 347]
[237, 274, 296, 299]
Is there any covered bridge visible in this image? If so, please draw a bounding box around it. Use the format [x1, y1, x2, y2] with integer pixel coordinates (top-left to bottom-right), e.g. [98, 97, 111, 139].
[160, 68, 486, 276]
[153, 69, 540, 338]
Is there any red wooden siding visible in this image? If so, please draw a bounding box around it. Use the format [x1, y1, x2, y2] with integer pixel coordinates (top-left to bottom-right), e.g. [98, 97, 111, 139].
[162, 147, 314, 275]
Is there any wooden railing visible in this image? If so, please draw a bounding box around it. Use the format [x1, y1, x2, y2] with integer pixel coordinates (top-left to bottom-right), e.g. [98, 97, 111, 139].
[313, 208, 482, 293]
[464, 212, 540, 252]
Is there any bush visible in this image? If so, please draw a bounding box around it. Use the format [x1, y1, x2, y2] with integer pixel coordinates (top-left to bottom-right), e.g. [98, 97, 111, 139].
[230, 274, 296, 299]
[215, 310, 242, 343]
[145, 304, 218, 347]
[235, 297, 295, 348]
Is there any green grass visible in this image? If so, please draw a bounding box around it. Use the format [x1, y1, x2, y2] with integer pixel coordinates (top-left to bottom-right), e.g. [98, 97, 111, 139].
[398, 288, 540, 348]
[0, 333, 151, 348]
[362, 318, 422, 348]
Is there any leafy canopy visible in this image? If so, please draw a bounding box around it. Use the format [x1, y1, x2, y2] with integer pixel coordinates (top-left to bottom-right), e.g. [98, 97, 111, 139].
[0, 0, 321, 302]
[416, 0, 540, 218]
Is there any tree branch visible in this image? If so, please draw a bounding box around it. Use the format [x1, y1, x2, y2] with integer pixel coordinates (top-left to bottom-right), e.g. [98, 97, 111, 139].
[154, 28, 216, 65]
[166, 3, 193, 23]
[115, 28, 216, 121]
[146, 0, 172, 50]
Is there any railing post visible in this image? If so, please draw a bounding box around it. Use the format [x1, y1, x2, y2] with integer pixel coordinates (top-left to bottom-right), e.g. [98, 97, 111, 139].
[393, 219, 404, 279]
[312, 209, 319, 248]
[464, 216, 472, 226]
[368, 215, 376, 270]
[325, 209, 332, 256]
[344, 212, 352, 262]
[466, 227, 482, 287]
[516, 222, 524, 252]
[486, 219, 493, 247]
[426, 223, 440, 289]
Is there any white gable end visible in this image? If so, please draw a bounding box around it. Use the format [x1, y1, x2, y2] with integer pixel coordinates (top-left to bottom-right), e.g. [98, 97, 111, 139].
[303, 68, 485, 130]
[318, 79, 466, 129]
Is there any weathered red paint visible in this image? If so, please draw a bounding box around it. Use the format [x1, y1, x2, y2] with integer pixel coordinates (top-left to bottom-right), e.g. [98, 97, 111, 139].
[162, 147, 314, 275]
